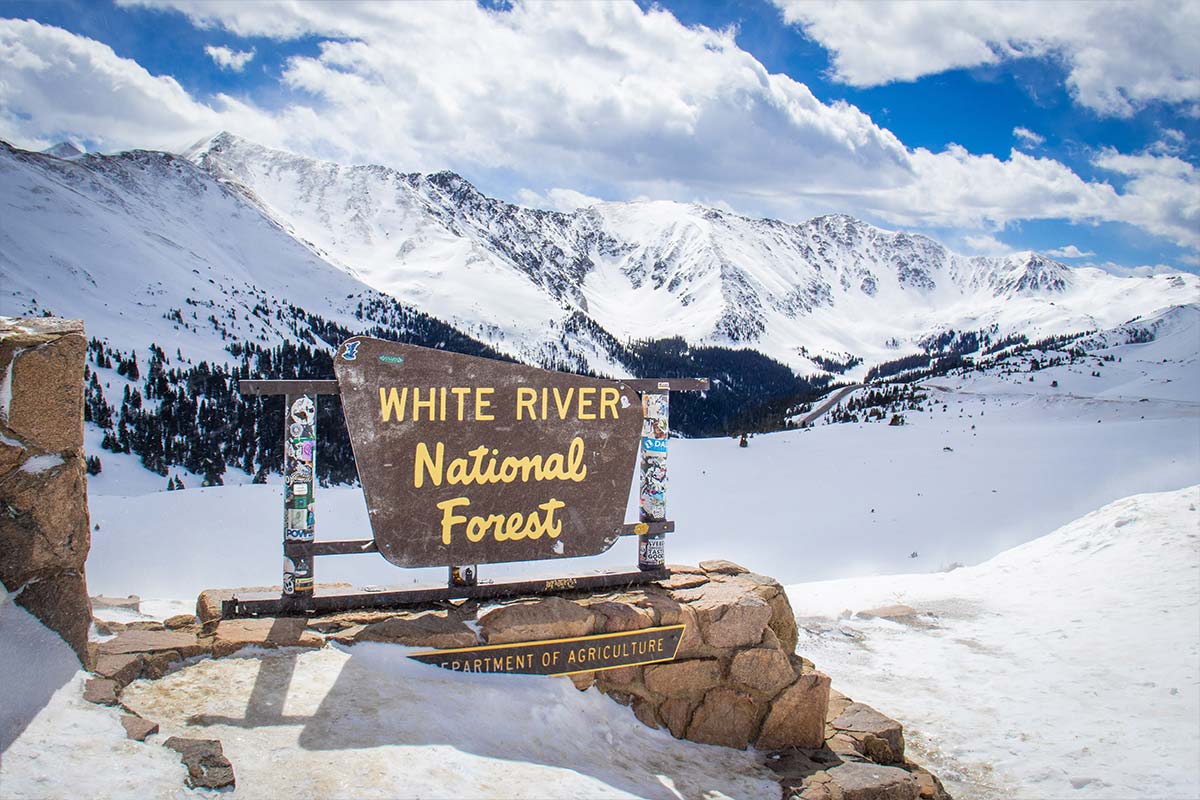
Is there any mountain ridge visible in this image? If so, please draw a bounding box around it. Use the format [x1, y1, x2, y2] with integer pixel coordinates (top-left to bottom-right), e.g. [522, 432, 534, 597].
[183, 131, 1198, 375]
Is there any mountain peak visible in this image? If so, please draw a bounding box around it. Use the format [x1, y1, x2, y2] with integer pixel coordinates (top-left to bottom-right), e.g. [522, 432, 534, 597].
[180, 131, 243, 160]
[42, 141, 83, 160]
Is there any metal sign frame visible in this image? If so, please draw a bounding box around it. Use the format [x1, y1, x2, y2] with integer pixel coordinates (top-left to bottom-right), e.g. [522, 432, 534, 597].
[225, 370, 707, 619]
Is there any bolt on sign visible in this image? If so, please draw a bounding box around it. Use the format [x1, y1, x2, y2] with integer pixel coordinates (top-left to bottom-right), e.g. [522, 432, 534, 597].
[334, 337, 643, 568]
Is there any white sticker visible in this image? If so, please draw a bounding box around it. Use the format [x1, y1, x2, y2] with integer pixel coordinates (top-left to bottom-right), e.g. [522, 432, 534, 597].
[293, 483, 308, 496]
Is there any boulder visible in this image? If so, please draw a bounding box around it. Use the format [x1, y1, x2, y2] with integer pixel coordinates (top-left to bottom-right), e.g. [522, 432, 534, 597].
[643, 658, 722, 699]
[163, 737, 236, 790]
[699, 560, 748, 576]
[0, 319, 92, 666]
[856, 605, 917, 621]
[658, 697, 697, 739]
[98, 629, 207, 659]
[13, 572, 92, 664]
[212, 617, 324, 658]
[82, 677, 118, 706]
[121, 714, 159, 742]
[730, 647, 795, 697]
[831, 703, 906, 765]
[657, 571, 709, 591]
[686, 687, 763, 749]
[5, 329, 86, 452]
[479, 597, 596, 644]
[588, 601, 654, 632]
[142, 650, 182, 680]
[683, 582, 772, 649]
[768, 592, 800, 653]
[800, 762, 919, 800]
[353, 612, 478, 649]
[756, 671, 831, 750]
[164, 614, 197, 630]
[94, 653, 143, 688]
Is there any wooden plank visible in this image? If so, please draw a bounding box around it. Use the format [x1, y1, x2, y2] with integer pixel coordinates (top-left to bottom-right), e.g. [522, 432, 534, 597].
[621, 378, 709, 392]
[619, 520, 675, 536]
[310, 539, 379, 556]
[221, 568, 670, 618]
[238, 379, 340, 396]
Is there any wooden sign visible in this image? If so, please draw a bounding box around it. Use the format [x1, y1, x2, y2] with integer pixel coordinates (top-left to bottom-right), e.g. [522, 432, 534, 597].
[334, 337, 643, 568]
[407, 625, 685, 676]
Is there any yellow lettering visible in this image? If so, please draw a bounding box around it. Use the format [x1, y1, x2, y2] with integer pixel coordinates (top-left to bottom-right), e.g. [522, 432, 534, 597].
[567, 437, 586, 481]
[379, 387, 408, 422]
[600, 387, 620, 419]
[414, 442, 443, 488]
[516, 387, 537, 420]
[412, 387, 436, 421]
[552, 387, 574, 419]
[577, 387, 596, 420]
[451, 387, 470, 419]
[436, 497, 470, 545]
[476, 387, 494, 421]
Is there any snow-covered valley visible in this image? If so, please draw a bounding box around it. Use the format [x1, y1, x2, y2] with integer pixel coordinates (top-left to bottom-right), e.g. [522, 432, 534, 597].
[2, 299, 1194, 798]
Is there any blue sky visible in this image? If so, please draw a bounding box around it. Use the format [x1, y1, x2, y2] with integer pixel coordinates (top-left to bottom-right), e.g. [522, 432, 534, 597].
[1, 0, 1196, 272]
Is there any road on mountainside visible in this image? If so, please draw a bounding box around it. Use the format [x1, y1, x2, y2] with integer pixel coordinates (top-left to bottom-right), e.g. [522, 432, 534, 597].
[798, 383, 863, 426]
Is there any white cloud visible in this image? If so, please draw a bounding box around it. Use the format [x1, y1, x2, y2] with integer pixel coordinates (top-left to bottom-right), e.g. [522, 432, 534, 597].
[516, 187, 604, 213]
[204, 44, 255, 72]
[3, 6, 1197, 257]
[1043, 245, 1095, 258]
[963, 234, 1011, 255]
[1013, 126, 1044, 147]
[774, 0, 1200, 117]
[0, 18, 282, 153]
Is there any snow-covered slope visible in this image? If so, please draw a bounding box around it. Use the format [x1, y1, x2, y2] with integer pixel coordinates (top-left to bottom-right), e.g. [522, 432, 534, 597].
[788, 485, 1200, 799]
[190, 132, 1199, 374]
[0, 140, 383, 364]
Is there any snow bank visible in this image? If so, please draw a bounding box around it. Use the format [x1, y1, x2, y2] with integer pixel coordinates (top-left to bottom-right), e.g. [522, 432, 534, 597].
[110, 642, 777, 799]
[0, 580, 187, 795]
[786, 486, 1200, 799]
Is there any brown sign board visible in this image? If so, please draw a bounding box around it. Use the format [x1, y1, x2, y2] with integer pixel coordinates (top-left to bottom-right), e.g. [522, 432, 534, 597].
[407, 625, 685, 676]
[334, 337, 643, 568]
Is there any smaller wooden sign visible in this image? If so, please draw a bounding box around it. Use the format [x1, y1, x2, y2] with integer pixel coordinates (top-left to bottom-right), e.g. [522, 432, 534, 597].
[407, 624, 685, 676]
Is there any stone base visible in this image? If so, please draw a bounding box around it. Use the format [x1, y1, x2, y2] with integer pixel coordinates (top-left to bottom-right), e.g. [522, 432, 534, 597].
[91, 561, 947, 797]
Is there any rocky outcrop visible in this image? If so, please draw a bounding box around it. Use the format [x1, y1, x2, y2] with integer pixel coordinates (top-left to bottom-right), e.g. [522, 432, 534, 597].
[0, 316, 91, 663]
[199, 560, 829, 752]
[769, 688, 952, 799]
[102, 561, 947, 796]
[163, 737, 236, 790]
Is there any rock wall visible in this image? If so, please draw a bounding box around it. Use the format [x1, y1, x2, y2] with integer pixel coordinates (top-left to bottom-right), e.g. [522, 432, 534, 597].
[0, 316, 92, 662]
[193, 560, 830, 751]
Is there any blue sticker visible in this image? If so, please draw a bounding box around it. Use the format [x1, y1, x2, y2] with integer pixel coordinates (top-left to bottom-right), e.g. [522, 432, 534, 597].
[341, 341, 360, 361]
[642, 437, 668, 454]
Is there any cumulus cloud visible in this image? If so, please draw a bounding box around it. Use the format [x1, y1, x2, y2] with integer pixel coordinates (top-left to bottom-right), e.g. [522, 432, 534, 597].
[204, 44, 255, 71]
[963, 234, 1011, 255]
[1013, 126, 1044, 147]
[3, 4, 1197, 257]
[0, 18, 282, 152]
[516, 187, 604, 213]
[1043, 245, 1095, 258]
[775, 0, 1200, 117]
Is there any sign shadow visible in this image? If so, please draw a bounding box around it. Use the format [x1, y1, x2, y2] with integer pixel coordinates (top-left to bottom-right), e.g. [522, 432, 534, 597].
[186, 645, 768, 800]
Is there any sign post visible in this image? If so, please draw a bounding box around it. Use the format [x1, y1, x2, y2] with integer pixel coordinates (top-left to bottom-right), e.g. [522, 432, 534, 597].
[230, 341, 707, 618]
[638, 388, 669, 571]
[282, 392, 317, 609]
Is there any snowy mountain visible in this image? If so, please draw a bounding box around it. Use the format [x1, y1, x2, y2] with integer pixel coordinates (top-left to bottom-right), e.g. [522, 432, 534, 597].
[188, 132, 1198, 374]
